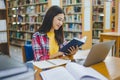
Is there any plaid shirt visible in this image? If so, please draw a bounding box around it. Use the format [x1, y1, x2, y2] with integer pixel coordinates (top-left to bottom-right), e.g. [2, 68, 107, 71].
[32, 32, 65, 61]
[32, 32, 49, 61]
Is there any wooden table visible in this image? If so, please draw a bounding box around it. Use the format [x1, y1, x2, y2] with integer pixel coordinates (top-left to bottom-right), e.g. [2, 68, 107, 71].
[100, 32, 120, 57]
[34, 57, 120, 80]
[91, 57, 120, 80]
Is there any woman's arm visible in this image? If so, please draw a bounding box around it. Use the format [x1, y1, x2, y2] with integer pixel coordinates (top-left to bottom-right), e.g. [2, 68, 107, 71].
[32, 34, 49, 61]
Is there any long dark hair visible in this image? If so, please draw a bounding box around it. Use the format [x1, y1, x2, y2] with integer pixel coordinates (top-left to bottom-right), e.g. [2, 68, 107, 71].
[38, 6, 64, 45]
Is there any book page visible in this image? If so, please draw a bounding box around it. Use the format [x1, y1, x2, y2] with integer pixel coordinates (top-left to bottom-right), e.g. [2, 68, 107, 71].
[66, 62, 108, 80]
[33, 59, 70, 69]
[74, 36, 87, 43]
[40, 66, 75, 80]
[48, 59, 71, 65]
[33, 60, 54, 69]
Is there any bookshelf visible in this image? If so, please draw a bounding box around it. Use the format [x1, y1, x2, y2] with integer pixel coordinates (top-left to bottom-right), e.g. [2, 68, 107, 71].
[62, 0, 92, 49]
[0, 0, 9, 55]
[7, 0, 62, 62]
[115, 0, 120, 32]
[111, 0, 115, 32]
[92, 0, 112, 44]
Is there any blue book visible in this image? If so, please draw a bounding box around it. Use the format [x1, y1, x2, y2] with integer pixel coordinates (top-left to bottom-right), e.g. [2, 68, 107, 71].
[60, 36, 87, 54]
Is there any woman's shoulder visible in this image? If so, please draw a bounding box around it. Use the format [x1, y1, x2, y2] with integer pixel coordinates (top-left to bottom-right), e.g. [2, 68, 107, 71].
[33, 32, 46, 37]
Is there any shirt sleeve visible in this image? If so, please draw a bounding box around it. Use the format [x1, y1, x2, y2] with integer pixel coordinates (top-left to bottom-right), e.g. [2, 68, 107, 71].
[32, 35, 49, 61]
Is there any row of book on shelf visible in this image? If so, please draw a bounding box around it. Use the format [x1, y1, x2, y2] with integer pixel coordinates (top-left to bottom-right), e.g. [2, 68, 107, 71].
[9, 14, 82, 24]
[10, 32, 32, 40]
[9, 5, 47, 15]
[63, 6, 82, 14]
[8, 0, 48, 7]
[8, 14, 44, 23]
[92, 0, 104, 5]
[63, 23, 82, 31]
[65, 14, 82, 22]
[9, 23, 40, 32]
[62, 0, 82, 5]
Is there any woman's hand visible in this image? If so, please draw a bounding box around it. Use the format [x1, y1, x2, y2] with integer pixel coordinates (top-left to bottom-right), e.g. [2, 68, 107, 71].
[67, 45, 79, 55]
[50, 51, 64, 59]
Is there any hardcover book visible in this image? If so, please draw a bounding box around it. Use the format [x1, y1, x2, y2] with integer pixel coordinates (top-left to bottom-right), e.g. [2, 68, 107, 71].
[60, 36, 87, 53]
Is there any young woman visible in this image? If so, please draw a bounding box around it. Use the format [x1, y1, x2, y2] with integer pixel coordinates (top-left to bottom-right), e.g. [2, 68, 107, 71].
[32, 6, 79, 61]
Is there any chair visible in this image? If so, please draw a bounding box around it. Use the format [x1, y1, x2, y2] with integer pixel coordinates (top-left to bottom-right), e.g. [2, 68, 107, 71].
[23, 42, 34, 62]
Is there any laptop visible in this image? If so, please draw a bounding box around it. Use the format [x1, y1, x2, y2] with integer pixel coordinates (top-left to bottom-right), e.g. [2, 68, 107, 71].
[74, 40, 115, 67]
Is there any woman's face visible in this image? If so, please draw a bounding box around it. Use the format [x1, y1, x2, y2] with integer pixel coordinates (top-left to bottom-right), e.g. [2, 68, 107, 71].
[51, 13, 64, 31]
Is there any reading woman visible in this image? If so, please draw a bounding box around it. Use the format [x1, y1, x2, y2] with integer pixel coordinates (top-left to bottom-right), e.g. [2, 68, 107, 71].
[32, 6, 79, 61]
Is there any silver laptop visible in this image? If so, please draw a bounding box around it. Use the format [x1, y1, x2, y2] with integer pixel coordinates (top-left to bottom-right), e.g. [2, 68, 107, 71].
[74, 40, 115, 67]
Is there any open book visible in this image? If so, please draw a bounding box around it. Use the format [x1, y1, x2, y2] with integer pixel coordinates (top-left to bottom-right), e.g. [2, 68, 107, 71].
[40, 62, 108, 80]
[60, 36, 87, 53]
[33, 59, 70, 69]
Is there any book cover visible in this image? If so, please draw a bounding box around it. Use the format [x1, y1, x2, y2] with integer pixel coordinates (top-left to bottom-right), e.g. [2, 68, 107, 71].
[59, 36, 87, 53]
[40, 62, 108, 80]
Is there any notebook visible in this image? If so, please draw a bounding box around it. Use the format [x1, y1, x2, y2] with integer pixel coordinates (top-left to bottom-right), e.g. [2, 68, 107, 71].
[74, 40, 115, 67]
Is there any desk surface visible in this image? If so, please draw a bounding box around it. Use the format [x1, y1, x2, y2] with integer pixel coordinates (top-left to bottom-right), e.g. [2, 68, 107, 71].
[100, 32, 120, 57]
[34, 56, 120, 80]
[100, 32, 120, 36]
[92, 57, 120, 80]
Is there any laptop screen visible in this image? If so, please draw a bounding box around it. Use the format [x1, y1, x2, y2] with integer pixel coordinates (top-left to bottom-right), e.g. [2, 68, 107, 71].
[83, 40, 115, 67]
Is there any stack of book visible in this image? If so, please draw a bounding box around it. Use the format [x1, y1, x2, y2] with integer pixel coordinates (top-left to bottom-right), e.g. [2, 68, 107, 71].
[0, 55, 34, 80]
